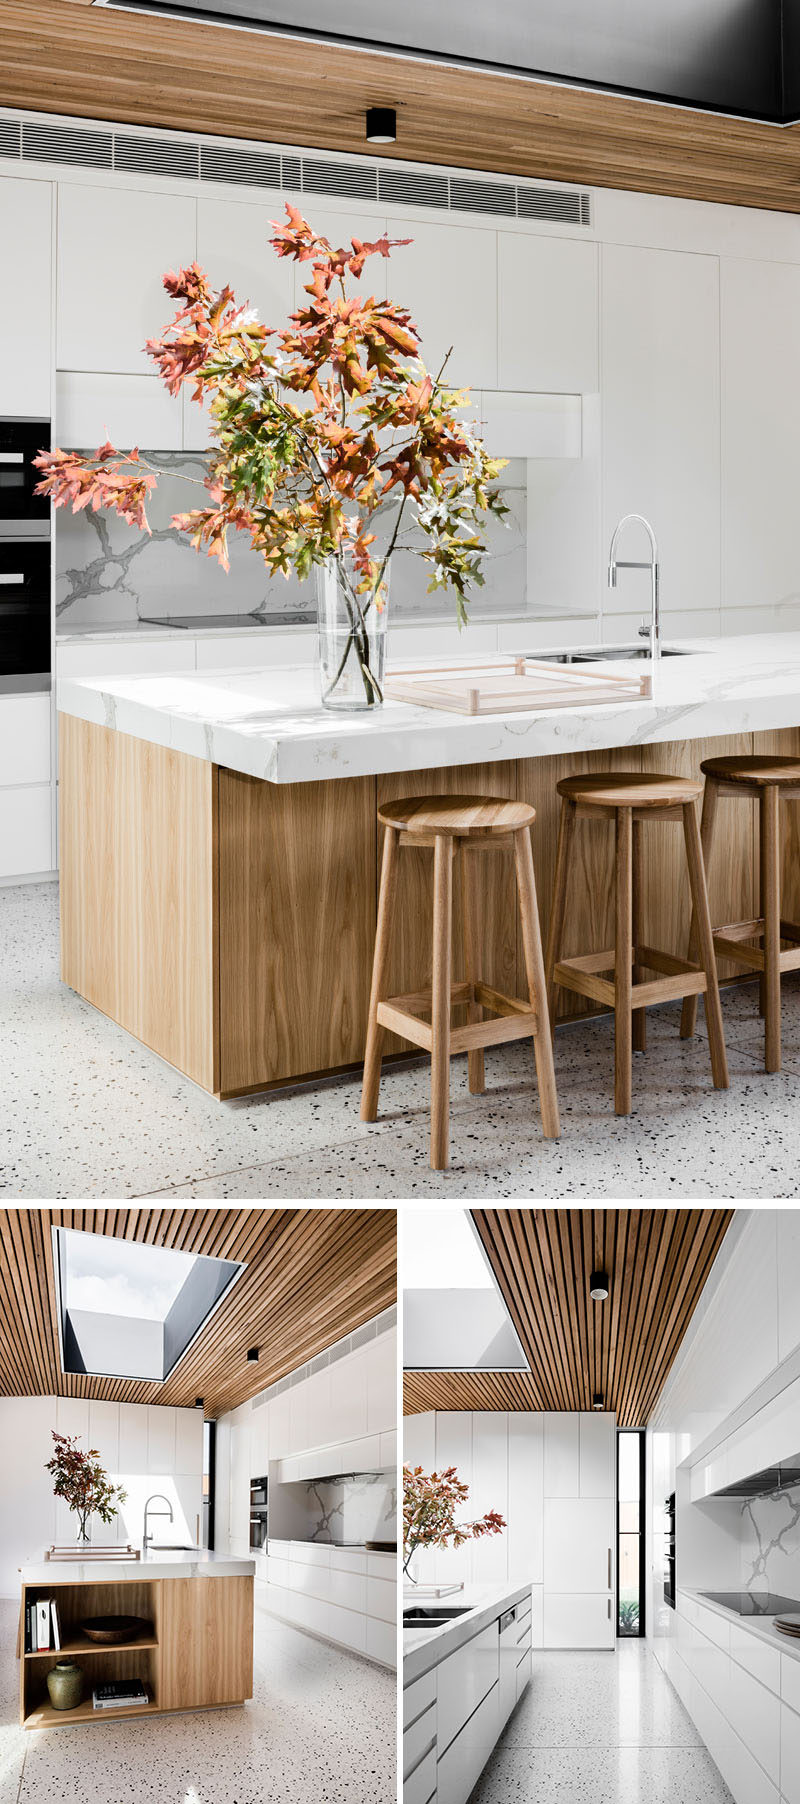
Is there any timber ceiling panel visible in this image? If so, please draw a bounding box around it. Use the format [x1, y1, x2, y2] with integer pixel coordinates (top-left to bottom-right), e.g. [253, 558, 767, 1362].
[403, 1207, 732, 1426]
[4, 3, 800, 213]
[0, 1207, 396, 1417]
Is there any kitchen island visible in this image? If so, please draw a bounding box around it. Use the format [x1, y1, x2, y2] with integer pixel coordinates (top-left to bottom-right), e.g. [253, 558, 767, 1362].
[403, 1583, 532, 1804]
[18, 1549, 255, 1729]
[57, 634, 800, 1097]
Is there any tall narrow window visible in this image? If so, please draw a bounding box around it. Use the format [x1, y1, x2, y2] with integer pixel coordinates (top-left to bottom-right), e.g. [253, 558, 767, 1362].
[203, 1419, 216, 1551]
[617, 1428, 645, 1637]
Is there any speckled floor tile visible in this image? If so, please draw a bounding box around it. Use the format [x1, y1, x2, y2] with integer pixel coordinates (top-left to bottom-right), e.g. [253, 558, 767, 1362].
[0, 1594, 394, 1804]
[4, 882, 800, 1199]
[469, 1745, 733, 1803]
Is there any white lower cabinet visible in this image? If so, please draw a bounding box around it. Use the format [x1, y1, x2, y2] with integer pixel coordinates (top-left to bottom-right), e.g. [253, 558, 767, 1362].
[782, 1700, 800, 1804]
[263, 1540, 395, 1667]
[437, 1683, 500, 1804]
[671, 1596, 795, 1804]
[543, 1592, 614, 1650]
[0, 694, 53, 879]
[437, 1622, 499, 1755]
[403, 1590, 532, 1804]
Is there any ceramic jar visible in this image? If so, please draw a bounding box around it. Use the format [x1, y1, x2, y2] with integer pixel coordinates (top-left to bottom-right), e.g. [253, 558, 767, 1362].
[46, 1660, 84, 1710]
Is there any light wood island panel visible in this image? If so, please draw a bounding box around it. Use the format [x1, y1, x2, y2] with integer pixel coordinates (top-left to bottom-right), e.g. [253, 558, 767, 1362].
[58, 713, 800, 1096]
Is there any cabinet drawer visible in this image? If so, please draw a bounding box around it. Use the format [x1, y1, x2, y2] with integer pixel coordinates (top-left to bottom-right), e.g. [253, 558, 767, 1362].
[782, 1699, 800, 1804]
[404, 1745, 436, 1804]
[0, 783, 52, 876]
[405, 1667, 437, 1730]
[437, 1622, 499, 1756]
[516, 1647, 532, 1701]
[0, 694, 50, 786]
[404, 1702, 436, 1780]
[730, 1625, 780, 1695]
[728, 1661, 780, 1787]
[436, 1680, 499, 1804]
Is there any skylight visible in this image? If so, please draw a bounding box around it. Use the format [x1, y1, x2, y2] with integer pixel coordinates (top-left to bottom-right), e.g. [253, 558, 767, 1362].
[403, 1209, 529, 1372]
[53, 1228, 246, 1382]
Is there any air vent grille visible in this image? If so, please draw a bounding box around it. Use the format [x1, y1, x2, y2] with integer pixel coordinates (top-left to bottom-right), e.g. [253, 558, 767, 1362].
[114, 132, 199, 180]
[250, 1305, 396, 1407]
[201, 144, 281, 188]
[451, 175, 517, 217]
[0, 111, 592, 228]
[0, 118, 21, 160]
[21, 121, 113, 169]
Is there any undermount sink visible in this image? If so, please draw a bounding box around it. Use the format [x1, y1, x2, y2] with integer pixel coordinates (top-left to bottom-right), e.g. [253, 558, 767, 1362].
[532, 644, 693, 663]
[403, 1605, 473, 1625]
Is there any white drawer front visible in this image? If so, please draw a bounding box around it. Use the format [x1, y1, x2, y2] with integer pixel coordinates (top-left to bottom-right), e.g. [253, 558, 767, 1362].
[782, 1697, 800, 1804]
[0, 783, 52, 876]
[436, 1681, 499, 1804]
[437, 1622, 499, 1756]
[405, 1668, 437, 1730]
[730, 1625, 780, 1696]
[728, 1660, 780, 1787]
[404, 1702, 436, 1781]
[516, 1647, 532, 1702]
[0, 694, 50, 786]
[781, 1652, 800, 1717]
[404, 1745, 436, 1804]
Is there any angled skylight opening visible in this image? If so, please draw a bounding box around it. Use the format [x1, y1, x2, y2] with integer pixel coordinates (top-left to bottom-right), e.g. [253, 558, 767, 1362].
[403, 1208, 529, 1371]
[52, 1228, 246, 1382]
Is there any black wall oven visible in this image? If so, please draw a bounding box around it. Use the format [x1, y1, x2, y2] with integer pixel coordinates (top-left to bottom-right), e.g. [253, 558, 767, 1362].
[0, 419, 51, 532]
[250, 1476, 268, 1550]
[0, 420, 51, 695]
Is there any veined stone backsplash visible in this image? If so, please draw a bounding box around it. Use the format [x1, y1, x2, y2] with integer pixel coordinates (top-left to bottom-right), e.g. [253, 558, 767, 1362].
[55, 450, 526, 629]
[306, 1471, 396, 1546]
[740, 1481, 800, 1595]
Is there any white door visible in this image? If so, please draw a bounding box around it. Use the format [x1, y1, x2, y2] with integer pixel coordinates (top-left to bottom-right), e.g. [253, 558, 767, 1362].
[721, 255, 800, 619]
[544, 1496, 614, 1593]
[543, 1591, 614, 1649]
[0, 175, 52, 415]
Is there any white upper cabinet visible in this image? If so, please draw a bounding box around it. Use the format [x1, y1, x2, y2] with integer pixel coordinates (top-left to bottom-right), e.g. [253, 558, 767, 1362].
[508, 1413, 543, 1584]
[388, 217, 498, 390]
[579, 1413, 615, 1498]
[721, 255, 800, 615]
[118, 1401, 149, 1474]
[601, 242, 720, 619]
[330, 1348, 369, 1442]
[543, 1414, 579, 1496]
[366, 1331, 396, 1435]
[57, 182, 196, 375]
[196, 194, 295, 326]
[175, 1406, 204, 1476]
[147, 1405, 176, 1474]
[499, 233, 598, 393]
[56, 371, 182, 452]
[0, 176, 52, 417]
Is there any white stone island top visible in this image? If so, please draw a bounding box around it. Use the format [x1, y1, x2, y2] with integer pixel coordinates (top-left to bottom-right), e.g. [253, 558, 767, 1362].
[403, 1581, 530, 1685]
[20, 1548, 256, 1584]
[57, 632, 800, 786]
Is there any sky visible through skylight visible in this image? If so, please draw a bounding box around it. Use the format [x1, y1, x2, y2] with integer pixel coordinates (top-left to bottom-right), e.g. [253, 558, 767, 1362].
[62, 1231, 198, 1322]
[403, 1209, 495, 1289]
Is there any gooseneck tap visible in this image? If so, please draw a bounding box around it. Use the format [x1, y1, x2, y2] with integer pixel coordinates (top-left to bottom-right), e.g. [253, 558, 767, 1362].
[607, 514, 660, 689]
[142, 1492, 174, 1552]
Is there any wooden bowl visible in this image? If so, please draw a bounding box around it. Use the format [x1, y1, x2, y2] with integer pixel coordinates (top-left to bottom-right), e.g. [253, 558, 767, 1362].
[80, 1615, 152, 1644]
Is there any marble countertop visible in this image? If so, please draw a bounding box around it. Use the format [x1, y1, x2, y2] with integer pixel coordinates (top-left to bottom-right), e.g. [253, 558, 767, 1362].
[682, 1587, 800, 1666]
[56, 632, 800, 786]
[403, 1581, 531, 1686]
[55, 606, 592, 645]
[21, 1548, 256, 1583]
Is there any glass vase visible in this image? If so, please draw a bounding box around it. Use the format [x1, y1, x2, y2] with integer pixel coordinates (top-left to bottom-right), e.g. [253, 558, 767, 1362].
[316, 550, 389, 711]
[75, 1515, 92, 1546]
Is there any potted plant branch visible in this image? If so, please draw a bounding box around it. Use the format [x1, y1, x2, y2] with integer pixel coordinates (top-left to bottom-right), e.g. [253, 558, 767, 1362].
[403, 1462, 506, 1582]
[45, 1431, 127, 1546]
[35, 206, 508, 710]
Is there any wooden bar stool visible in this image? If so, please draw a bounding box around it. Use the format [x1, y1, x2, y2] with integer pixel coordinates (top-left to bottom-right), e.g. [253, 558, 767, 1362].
[680, 755, 800, 1072]
[545, 771, 729, 1115]
[360, 794, 560, 1171]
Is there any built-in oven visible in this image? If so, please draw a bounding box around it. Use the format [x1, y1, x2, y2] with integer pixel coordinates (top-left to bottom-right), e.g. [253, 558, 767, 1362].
[664, 1492, 676, 1610]
[0, 419, 51, 533]
[250, 1475, 268, 1550]
[0, 538, 51, 694]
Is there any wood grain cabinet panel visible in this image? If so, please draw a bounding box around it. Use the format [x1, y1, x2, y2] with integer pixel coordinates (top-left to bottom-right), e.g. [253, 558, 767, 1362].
[159, 1576, 254, 1710]
[639, 735, 757, 976]
[217, 770, 376, 1093]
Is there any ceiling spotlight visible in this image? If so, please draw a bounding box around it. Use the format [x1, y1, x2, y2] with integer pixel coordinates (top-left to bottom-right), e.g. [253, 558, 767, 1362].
[195, 1396, 204, 1410]
[246, 1347, 260, 1363]
[592, 1393, 604, 1411]
[366, 106, 397, 144]
[590, 1270, 610, 1301]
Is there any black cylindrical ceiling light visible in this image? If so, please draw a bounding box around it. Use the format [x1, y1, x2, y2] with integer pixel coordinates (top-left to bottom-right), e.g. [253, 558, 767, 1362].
[246, 1347, 260, 1363]
[366, 106, 397, 144]
[592, 1393, 604, 1410]
[589, 1270, 610, 1301]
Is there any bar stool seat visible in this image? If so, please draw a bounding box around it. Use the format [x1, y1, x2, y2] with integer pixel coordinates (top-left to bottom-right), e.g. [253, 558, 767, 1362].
[361, 793, 559, 1170]
[545, 769, 729, 1115]
[681, 755, 800, 1072]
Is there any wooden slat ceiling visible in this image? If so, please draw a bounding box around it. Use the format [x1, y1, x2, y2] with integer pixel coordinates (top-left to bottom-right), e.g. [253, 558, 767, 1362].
[403, 1207, 732, 1426]
[0, 1207, 396, 1418]
[5, 2, 800, 214]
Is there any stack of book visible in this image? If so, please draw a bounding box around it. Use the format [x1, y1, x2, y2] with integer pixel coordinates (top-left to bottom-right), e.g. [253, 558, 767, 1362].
[23, 1596, 62, 1652]
[92, 1681, 150, 1711]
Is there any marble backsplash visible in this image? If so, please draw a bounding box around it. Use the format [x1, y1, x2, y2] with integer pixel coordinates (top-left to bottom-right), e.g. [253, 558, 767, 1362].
[55, 450, 526, 630]
[306, 1471, 397, 1546]
[740, 1481, 800, 1596]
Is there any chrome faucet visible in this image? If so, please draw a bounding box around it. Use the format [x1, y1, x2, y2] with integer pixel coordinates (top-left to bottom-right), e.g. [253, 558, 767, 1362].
[607, 514, 660, 687]
[142, 1493, 174, 1552]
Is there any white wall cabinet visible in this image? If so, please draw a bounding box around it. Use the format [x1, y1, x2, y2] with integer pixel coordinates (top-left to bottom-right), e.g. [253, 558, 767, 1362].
[56, 370, 182, 451]
[0, 176, 52, 416]
[543, 1413, 579, 1497]
[721, 256, 800, 620]
[601, 242, 720, 622]
[388, 216, 497, 390]
[57, 182, 196, 376]
[499, 232, 597, 393]
[0, 694, 53, 881]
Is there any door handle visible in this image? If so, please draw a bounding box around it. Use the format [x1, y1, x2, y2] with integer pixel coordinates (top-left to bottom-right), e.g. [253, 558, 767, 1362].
[0, 574, 24, 585]
[608, 1548, 612, 1588]
[608, 1599, 611, 1619]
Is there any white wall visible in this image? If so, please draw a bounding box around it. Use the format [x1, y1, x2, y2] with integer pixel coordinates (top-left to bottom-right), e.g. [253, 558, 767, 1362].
[0, 1395, 204, 1596]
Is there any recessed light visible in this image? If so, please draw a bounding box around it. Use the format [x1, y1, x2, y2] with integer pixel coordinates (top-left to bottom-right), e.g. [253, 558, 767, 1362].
[195, 1396, 204, 1410]
[589, 1270, 610, 1301]
[592, 1392, 604, 1410]
[246, 1346, 260, 1363]
[366, 106, 397, 144]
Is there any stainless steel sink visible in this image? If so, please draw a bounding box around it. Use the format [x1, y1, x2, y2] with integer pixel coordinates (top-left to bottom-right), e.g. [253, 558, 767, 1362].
[530, 644, 692, 664]
[403, 1605, 473, 1626]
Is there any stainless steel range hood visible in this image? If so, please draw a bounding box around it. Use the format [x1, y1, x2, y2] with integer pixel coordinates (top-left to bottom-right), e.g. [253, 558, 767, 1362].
[715, 1462, 800, 1499]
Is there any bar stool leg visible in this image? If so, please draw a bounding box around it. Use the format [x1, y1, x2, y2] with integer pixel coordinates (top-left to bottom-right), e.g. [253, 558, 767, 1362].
[614, 807, 633, 1115]
[682, 800, 730, 1090]
[631, 816, 646, 1054]
[460, 843, 485, 1095]
[680, 776, 718, 1039]
[360, 824, 398, 1123]
[545, 795, 576, 1038]
[761, 784, 782, 1073]
[514, 827, 561, 1139]
[430, 834, 454, 1170]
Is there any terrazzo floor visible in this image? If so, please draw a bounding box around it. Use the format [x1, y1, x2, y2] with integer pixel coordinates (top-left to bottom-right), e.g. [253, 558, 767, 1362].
[0, 1592, 394, 1804]
[469, 1643, 733, 1803]
[3, 880, 800, 1199]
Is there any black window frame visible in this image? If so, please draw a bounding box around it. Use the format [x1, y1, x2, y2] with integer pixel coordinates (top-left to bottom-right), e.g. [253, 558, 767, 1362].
[616, 1426, 646, 1639]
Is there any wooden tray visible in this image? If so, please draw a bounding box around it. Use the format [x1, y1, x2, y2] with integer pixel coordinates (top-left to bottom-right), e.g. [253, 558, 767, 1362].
[384, 656, 651, 715]
[44, 1545, 141, 1562]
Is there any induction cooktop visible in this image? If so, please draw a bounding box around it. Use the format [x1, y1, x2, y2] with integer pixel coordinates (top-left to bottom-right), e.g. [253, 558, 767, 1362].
[139, 612, 315, 630]
[700, 1592, 800, 1616]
